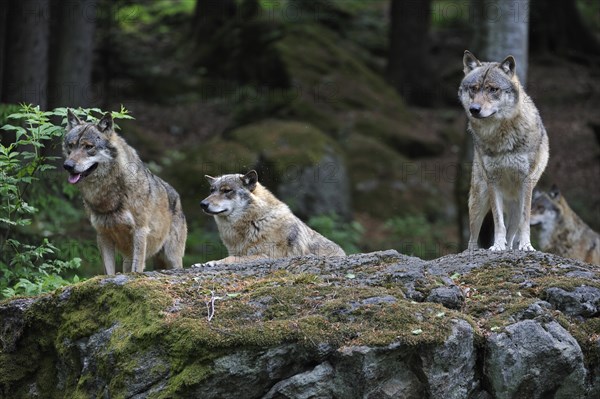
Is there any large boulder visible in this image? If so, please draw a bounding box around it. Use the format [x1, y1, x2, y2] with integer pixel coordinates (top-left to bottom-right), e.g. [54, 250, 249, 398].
[1, 250, 598, 398]
[229, 119, 351, 220]
[486, 320, 587, 399]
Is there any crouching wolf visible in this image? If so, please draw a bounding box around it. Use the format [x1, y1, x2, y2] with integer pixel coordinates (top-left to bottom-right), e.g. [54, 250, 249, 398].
[63, 110, 187, 274]
[199, 170, 346, 264]
[459, 50, 549, 251]
[531, 186, 600, 265]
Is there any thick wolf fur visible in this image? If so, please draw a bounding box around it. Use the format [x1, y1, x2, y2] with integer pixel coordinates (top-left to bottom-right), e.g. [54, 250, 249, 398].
[531, 186, 600, 265]
[199, 170, 345, 264]
[63, 110, 187, 274]
[459, 50, 549, 251]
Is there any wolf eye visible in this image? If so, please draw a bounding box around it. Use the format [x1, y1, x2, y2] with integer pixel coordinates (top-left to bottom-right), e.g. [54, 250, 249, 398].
[488, 87, 499, 93]
[222, 188, 233, 194]
[84, 144, 94, 150]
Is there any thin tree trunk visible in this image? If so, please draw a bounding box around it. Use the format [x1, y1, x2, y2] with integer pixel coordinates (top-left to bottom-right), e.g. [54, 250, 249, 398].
[473, 0, 530, 86]
[2, 0, 51, 109]
[531, 0, 600, 57]
[386, 0, 434, 106]
[0, 1, 8, 101]
[48, 0, 97, 108]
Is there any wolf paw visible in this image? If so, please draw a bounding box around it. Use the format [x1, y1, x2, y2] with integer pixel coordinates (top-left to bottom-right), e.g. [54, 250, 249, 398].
[489, 243, 506, 251]
[518, 243, 536, 251]
[191, 261, 219, 268]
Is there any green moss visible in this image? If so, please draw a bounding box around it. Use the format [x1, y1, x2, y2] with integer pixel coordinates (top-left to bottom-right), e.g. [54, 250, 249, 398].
[354, 111, 443, 157]
[229, 119, 338, 172]
[2, 253, 596, 397]
[163, 361, 215, 397]
[344, 133, 443, 219]
[278, 24, 405, 116]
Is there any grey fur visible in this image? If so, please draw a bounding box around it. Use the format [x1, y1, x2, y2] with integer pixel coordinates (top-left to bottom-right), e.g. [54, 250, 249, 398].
[458, 51, 549, 251]
[63, 109, 187, 274]
[198, 170, 345, 265]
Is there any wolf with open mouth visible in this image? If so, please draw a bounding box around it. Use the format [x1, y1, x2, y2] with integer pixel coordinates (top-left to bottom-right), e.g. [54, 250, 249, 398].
[63, 109, 187, 274]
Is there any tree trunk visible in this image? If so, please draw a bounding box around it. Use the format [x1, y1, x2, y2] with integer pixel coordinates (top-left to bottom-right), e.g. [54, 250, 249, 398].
[0, 1, 8, 101]
[472, 0, 530, 85]
[2, 0, 51, 109]
[191, 0, 236, 50]
[386, 0, 434, 107]
[48, 0, 97, 109]
[530, 0, 600, 57]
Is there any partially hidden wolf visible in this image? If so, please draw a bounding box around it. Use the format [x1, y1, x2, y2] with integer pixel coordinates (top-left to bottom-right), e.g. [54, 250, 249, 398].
[531, 186, 600, 265]
[199, 170, 346, 264]
[459, 50, 549, 251]
[63, 110, 187, 274]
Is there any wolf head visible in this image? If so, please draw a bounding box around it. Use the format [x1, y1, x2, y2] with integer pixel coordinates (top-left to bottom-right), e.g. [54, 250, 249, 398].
[530, 185, 562, 228]
[62, 110, 117, 184]
[458, 50, 521, 120]
[200, 170, 258, 218]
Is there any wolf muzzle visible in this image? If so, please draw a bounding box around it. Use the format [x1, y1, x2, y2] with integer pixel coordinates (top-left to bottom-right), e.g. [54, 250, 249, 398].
[200, 200, 210, 212]
[469, 104, 482, 117]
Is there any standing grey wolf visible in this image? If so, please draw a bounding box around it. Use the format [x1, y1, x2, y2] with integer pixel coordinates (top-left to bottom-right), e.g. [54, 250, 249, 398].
[198, 170, 345, 264]
[531, 186, 600, 265]
[459, 50, 549, 251]
[63, 110, 187, 274]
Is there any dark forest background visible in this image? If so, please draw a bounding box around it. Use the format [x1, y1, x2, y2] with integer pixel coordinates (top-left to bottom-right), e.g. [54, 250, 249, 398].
[1, 0, 599, 279]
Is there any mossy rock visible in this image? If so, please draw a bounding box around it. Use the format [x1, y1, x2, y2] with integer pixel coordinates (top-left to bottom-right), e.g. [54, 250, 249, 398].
[353, 111, 444, 158]
[275, 21, 424, 150]
[229, 119, 337, 171]
[1, 251, 598, 398]
[278, 24, 404, 116]
[229, 119, 351, 219]
[344, 133, 444, 220]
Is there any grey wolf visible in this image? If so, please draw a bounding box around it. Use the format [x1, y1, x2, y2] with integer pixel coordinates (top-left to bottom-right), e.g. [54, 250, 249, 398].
[531, 186, 600, 265]
[198, 170, 345, 264]
[458, 50, 549, 251]
[63, 110, 187, 274]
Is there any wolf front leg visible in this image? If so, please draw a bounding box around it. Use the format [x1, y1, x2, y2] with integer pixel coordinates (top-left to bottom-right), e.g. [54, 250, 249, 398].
[516, 180, 536, 251]
[467, 163, 489, 250]
[97, 234, 116, 275]
[488, 185, 507, 251]
[131, 227, 149, 272]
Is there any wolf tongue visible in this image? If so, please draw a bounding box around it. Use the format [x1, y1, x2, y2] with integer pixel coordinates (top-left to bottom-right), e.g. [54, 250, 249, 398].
[68, 173, 82, 184]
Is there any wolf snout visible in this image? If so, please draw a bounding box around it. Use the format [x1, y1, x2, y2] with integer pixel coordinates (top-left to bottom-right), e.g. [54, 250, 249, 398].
[200, 200, 210, 211]
[63, 160, 76, 172]
[469, 104, 482, 116]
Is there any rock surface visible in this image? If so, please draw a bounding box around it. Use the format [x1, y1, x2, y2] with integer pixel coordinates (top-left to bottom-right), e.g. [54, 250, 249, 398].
[0, 250, 599, 398]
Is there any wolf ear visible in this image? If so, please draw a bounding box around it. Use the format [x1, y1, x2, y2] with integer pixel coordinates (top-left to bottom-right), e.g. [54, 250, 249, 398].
[463, 50, 481, 74]
[500, 55, 516, 77]
[549, 184, 561, 199]
[97, 112, 113, 134]
[66, 109, 82, 130]
[242, 170, 258, 191]
[205, 175, 216, 184]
